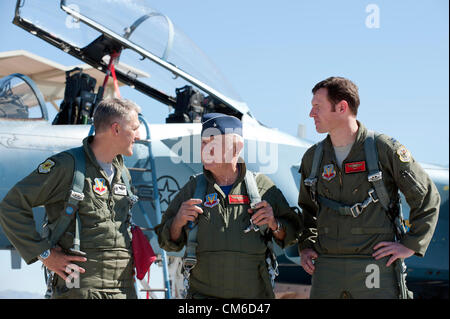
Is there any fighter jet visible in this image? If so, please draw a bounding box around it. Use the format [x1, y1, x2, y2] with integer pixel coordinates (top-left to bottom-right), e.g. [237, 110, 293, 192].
[0, 0, 448, 299]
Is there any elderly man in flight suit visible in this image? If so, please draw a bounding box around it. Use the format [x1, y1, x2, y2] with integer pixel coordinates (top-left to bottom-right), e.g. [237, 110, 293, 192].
[0, 98, 141, 299]
[298, 77, 440, 298]
[156, 113, 302, 299]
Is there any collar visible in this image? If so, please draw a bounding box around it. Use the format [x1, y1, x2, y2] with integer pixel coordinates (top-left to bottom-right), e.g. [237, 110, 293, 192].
[202, 158, 247, 188]
[323, 120, 368, 152]
[82, 136, 124, 172]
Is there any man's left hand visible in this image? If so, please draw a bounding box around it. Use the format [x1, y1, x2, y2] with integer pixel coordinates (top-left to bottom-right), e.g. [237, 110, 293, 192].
[248, 200, 277, 231]
[372, 241, 415, 267]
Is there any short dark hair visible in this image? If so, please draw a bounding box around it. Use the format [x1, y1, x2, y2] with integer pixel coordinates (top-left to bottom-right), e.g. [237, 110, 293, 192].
[93, 98, 141, 133]
[312, 77, 360, 115]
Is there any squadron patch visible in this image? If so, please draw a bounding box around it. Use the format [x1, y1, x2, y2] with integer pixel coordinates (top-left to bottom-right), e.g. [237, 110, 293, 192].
[38, 159, 55, 174]
[204, 193, 219, 208]
[93, 178, 108, 196]
[396, 145, 411, 163]
[322, 164, 336, 181]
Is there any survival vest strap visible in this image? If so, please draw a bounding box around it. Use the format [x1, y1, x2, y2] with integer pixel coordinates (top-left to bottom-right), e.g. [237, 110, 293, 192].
[182, 170, 279, 292]
[304, 130, 390, 218]
[47, 146, 136, 255]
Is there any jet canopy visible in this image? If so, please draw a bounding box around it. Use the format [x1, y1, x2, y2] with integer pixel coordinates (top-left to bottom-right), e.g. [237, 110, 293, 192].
[0, 73, 48, 121]
[13, 0, 252, 120]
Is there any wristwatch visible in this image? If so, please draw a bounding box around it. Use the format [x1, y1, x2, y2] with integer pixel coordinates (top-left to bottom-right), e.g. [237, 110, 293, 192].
[38, 249, 51, 261]
[272, 220, 283, 234]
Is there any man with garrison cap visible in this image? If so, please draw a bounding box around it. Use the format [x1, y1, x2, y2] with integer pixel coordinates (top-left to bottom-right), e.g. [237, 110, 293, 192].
[156, 113, 302, 299]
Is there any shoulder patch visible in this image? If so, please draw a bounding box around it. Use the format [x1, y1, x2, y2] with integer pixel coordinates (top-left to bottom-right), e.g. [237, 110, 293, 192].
[396, 145, 411, 163]
[38, 159, 55, 174]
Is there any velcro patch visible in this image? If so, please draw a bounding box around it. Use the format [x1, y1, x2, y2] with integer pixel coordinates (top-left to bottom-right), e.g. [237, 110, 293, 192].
[228, 195, 250, 204]
[38, 159, 55, 174]
[345, 161, 366, 174]
[204, 193, 219, 208]
[93, 178, 107, 196]
[397, 145, 411, 163]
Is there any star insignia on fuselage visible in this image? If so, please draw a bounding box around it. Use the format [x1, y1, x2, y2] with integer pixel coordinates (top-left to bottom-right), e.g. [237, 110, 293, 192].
[158, 177, 178, 206]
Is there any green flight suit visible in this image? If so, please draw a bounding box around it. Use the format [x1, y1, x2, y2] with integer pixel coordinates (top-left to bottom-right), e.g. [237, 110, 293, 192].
[298, 121, 440, 299]
[155, 162, 302, 299]
[0, 136, 137, 299]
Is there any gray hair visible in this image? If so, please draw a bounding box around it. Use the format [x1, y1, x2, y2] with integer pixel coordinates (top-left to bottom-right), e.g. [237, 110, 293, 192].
[93, 98, 141, 133]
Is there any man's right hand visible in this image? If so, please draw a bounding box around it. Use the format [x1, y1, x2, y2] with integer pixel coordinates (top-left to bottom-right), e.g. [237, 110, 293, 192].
[170, 199, 203, 241]
[41, 246, 87, 281]
[300, 248, 318, 275]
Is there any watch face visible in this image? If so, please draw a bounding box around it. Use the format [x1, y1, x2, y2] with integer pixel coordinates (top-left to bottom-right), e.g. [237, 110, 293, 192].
[40, 250, 50, 259]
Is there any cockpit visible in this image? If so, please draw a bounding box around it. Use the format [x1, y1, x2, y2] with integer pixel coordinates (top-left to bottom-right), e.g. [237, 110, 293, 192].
[0, 73, 48, 121]
[3, 0, 252, 125]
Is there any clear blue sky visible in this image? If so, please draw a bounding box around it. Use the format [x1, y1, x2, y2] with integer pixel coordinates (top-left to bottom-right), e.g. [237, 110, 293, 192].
[0, 0, 448, 165]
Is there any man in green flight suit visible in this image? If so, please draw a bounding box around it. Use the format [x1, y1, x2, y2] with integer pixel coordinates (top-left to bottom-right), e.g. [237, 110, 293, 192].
[156, 113, 302, 299]
[298, 77, 440, 298]
[0, 98, 141, 299]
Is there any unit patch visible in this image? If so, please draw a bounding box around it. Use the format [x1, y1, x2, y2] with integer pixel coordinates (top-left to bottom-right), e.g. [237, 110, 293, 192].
[322, 164, 336, 181]
[204, 193, 219, 208]
[113, 183, 127, 196]
[345, 161, 366, 174]
[38, 159, 55, 174]
[93, 178, 108, 196]
[396, 145, 411, 163]
[228, 195, 250, 205]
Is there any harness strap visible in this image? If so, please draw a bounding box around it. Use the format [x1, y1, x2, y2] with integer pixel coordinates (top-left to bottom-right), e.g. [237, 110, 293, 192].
[305, 131, 391, 218]
[244, 170, 278, 286]
[183, 173, 206, 273]
[364, 130, 390, 211]
[121, 167, 139, 211]
[182, 171, 279, 290]
[318, 188, 379, 218]
[304, 141, 324, 204]
[48, 147, 85, 250]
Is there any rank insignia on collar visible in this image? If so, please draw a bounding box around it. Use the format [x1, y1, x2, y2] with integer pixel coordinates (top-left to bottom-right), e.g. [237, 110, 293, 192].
[228, 195, 250, 204]
[345, 161, 366, 174]
[38, 159, 55, 174]
[397, 145, 411, 163]
[93, 178, 107, 196]
[322, 164, 336, 181]
[204, 193, 219, 208]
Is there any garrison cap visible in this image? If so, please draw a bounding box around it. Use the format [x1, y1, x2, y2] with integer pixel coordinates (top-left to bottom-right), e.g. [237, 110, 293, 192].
[201, 113, 242, 137]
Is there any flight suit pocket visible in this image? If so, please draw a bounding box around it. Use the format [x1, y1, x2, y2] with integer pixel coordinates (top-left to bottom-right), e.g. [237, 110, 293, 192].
[91, 196, 107, 210]
[400, 170, 427, 206]
[113, 196, 131, 222]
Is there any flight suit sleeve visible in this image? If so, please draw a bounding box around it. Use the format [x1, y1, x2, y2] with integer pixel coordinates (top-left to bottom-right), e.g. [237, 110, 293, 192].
[154, 178, 196, 252]
[0, 153, 73, 264]
[258, 174, 303, 248]
[378, 136, 440, 257]
[297, 152, 319, 252]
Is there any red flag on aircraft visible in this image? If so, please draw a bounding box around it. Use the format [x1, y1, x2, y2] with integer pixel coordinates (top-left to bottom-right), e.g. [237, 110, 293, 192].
[131, 225, 157, 280]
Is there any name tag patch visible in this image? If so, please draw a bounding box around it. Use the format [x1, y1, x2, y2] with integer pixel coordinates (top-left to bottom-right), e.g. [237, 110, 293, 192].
[228, 195, 250, 204]
[345, 161, 366, 174]
[113, 183, 127, 196]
